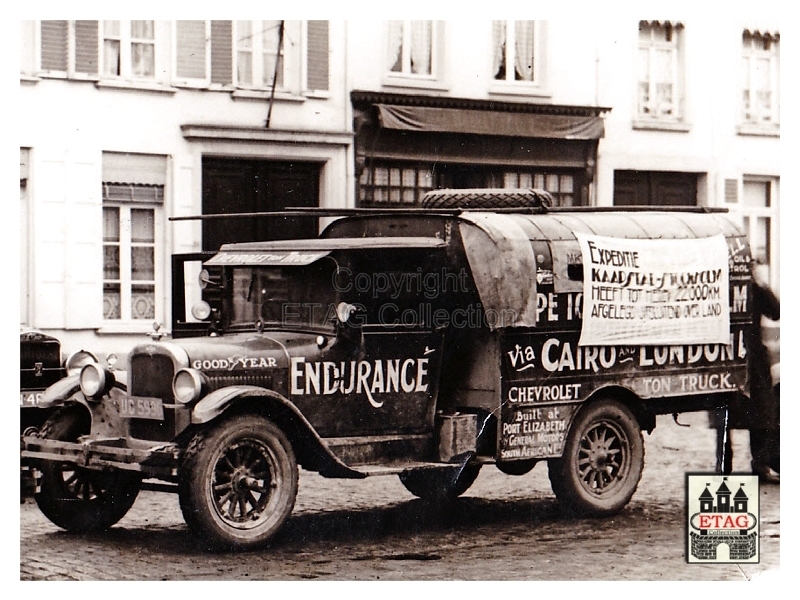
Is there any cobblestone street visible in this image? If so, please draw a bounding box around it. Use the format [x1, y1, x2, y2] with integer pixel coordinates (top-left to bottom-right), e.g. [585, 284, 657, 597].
[20, 413, 780, 581]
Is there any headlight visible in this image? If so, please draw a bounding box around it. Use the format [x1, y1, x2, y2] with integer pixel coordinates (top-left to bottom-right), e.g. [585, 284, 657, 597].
[191, 301, 212, 321]
[80, 363, 115, 399]
[172, 368, 206, 405]
[65, 349, 98, 375]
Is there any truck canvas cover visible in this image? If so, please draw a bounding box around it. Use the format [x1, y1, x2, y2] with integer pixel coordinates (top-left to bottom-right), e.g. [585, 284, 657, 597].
[457, 210, 742, 343]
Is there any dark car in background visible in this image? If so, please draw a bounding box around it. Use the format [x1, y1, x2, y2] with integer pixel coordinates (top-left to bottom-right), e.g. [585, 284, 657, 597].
[20, 330, 100, 498]
[20, 330, 99, 436]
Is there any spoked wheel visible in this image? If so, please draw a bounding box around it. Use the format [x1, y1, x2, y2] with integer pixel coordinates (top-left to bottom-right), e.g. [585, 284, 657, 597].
[179, 414, 298, 551]
[548, 399, 644, 516]
[34, 406, 141, 532]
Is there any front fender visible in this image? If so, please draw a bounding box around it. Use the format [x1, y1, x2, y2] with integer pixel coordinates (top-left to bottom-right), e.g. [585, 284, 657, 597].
[38, 375, 86, 410]
[192, 385, 299, 425]
[39, 373, 128, 410]
[190, 385, 364, 479]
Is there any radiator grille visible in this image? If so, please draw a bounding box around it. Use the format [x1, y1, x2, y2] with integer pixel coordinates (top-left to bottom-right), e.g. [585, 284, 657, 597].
[129, 353, 177, 442]
[130, 354, 175, 400]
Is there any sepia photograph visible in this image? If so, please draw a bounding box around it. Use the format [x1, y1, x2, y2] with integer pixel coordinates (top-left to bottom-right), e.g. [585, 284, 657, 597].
[16, 6, 787, 584]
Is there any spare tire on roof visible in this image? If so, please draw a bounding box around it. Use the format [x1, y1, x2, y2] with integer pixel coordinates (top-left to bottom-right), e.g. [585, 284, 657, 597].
[421, 188, 553, 210]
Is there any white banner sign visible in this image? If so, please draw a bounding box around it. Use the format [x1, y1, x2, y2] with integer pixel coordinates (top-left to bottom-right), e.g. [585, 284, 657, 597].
[576, 233, 730, 346]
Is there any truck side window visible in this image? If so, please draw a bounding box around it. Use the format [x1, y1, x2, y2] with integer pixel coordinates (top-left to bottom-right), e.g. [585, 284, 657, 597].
[567, 263, 584, 281]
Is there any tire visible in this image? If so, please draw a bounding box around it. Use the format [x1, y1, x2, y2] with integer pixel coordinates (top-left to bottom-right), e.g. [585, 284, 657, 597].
[178, 414, 298, 551]
[421, 188, 553, 210]
[548, 399, 644, 516]
[399, 464, 481, 503]
[34, 406, 141, 532]
[496, 459, 537, 476]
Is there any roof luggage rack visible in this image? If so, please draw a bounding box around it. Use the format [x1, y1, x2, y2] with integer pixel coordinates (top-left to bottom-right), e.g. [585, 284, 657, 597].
[169, 187, 728, 222]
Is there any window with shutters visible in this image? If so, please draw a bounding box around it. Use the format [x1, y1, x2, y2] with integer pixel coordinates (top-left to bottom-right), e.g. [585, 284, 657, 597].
[173, 20, 327, 95]
[101, 153, 166, 324]
[739, 30, 779, 134]
[38, 20, 100, 78]
[35, 20, 164, 83]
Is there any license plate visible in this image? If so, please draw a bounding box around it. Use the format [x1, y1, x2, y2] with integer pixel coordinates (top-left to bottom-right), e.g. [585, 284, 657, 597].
[20, 391, 44, 407]
[119, 396, 165, 420]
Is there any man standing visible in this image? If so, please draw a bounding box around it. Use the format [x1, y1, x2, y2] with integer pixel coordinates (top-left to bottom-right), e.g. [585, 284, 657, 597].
[745, 277, 780, 483]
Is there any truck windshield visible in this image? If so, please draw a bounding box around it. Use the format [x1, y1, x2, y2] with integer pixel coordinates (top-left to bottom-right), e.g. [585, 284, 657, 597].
[228, 261, 337, 331]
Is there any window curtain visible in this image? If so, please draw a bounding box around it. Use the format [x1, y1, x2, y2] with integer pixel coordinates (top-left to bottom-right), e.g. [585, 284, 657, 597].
[492, 20, 506, 79]
[103, 20, 121, 76]
[409, 20, 432, 74]
[387, 21, 403, 72]
[514, 20, 535, 81]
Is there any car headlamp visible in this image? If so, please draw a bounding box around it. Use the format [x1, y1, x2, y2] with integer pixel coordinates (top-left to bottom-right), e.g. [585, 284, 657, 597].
[191, 301, 212, 321]
[65, 349, 98, 376]
[172, 368, 206, 405]
[80, 363, 115, 399]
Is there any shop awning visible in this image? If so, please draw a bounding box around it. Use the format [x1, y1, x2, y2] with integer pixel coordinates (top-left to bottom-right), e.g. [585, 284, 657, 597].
[376, 104, 605, 140]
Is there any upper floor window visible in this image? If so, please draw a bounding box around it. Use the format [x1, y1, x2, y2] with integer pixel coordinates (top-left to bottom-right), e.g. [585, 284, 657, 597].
[174, 20, 328, 94]
[38, 20, 100, 77]
[637, 21, 685, 124]
[31, 20, 161, 83]
[102, 20, 155, 79]
[493, 21, 538, 82]
[235, 20, 284, 89]
[387, 21, 433, 77]
[740, 30, 779, 130]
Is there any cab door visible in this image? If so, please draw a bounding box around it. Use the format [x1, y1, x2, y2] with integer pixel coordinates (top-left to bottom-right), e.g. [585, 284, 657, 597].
[288, 248, 448, 439]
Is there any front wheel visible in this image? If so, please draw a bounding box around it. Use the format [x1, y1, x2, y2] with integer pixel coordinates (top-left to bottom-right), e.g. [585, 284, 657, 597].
[178, 414, 298, 551]
[548, 399, 644, 516]
[399, 464, 481, 503]
[34, 406, 141, 532]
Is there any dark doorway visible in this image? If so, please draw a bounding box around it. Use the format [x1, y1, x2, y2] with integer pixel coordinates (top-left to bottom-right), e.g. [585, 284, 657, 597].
[202, 158, 321, 252]
[614, 170, 698, 206]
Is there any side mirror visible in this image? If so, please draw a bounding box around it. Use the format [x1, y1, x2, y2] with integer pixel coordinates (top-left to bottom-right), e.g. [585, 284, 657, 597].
[198, 269, 220, 289]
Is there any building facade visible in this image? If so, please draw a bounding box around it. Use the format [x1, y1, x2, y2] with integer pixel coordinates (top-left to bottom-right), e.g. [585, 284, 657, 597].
[20, 20, 353, 360]
[19, 19, 780, 362]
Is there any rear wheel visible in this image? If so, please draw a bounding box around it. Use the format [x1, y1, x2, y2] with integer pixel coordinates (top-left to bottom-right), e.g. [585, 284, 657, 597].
[399, 464, 481, 503]
[178, 414, 298, 550]
[548, 399, 644, 516]
[34, 406, 141, 532]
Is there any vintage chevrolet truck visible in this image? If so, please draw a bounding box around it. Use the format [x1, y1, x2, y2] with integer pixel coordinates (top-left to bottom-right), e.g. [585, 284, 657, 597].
[21, 189, 755, 550]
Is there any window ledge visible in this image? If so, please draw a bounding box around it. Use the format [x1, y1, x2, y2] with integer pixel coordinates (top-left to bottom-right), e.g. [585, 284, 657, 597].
[736, 123, 780, 138]
[20, 74, 40, 84]
[97, 322, 165, 335]
[304, 90, 331, 100]
[381, 75, 450, 92]
[231, 89, 305, 102]
[488, 82, 552, 98]
[632, 119, 691, 132]
[95, 79, 177, 95]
